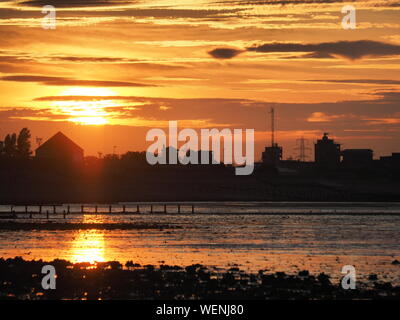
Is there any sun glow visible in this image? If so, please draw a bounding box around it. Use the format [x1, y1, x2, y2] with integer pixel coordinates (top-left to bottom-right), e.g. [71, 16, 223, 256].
[69, 215, 106, 264]
[70, 229, 106, 263]
[52, 87, 117, 125]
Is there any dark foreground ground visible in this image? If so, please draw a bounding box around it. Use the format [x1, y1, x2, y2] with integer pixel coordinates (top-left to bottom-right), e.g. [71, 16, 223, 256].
[1, 257, 399, 300]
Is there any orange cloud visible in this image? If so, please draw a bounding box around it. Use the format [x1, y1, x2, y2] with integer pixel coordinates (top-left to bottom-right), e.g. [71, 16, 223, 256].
[307, 112, 346, 122]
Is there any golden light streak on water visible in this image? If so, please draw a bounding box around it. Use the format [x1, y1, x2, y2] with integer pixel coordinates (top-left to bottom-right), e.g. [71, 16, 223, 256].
[69, 215, 106, 263]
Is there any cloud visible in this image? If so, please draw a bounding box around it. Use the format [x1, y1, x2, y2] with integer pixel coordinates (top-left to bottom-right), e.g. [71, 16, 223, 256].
[14, 2, 243, 20]
[307, 112, 348, 122]
[215, 0, 400, 7]
[33, 95, 150, 101]
[1, 75, 156, 87]
[208, 48, 243, 59]
[217, 0, 345, 3]
[248, 40, 400, 60]
[209, 40, 400, 60]
[19, 0, 134, 8]
[0, 107, 68, 121]
[366, 117, 400, 125]
[307, 79, 400, 85]
[50, 56, 136, 63]
[372, 90, 400, 101]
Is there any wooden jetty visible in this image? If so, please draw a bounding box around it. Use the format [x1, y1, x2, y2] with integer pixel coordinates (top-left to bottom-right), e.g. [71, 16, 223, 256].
[0, 203, 197, 219]
[1, 202, 400, 219]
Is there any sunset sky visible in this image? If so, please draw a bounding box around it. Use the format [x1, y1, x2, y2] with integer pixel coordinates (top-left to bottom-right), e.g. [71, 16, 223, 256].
[1, 0, 400, 159]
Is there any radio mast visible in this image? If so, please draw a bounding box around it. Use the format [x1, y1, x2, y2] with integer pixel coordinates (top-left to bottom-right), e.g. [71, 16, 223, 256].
[295, 137, 311, 162]
[270, 107, 275, 147]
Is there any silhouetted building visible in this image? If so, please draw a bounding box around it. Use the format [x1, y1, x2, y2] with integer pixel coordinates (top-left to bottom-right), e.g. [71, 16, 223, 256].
[160, 146, 217, 165]
[342, 149, 373, 169]
[35, 132, 84, 164]
[314, 133, 340, 169]
[262, 144, 282, 166]
[380, 152, 400, 172]
[380, 155, 392, 166]
[193, 150, 215, 164]
[393, 153, 400, 162]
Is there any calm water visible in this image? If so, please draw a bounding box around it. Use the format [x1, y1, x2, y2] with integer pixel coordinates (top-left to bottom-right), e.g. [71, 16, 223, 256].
[0, 202, 399, 284]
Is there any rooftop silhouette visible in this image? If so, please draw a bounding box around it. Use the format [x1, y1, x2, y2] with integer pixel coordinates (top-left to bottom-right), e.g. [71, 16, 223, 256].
[35, 131, 84, 164]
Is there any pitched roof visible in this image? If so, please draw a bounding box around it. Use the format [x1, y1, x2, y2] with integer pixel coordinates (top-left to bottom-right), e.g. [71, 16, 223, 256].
[36, 131, 83, 153]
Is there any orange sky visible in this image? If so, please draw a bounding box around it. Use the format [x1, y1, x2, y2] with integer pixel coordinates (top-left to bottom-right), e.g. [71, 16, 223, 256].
[0, 0, 400, 160]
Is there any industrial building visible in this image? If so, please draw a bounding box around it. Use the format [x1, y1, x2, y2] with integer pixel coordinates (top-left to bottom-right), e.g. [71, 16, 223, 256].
[342, 149, 373, 169]
[380, 153, 400, 172]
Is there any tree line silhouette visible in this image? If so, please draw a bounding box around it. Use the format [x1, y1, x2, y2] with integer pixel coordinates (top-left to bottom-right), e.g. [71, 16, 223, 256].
[0, 128, 32, 159]
[0, 128, 223, 176]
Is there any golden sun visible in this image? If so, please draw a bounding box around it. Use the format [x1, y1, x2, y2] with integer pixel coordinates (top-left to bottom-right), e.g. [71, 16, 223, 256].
[52, 87, 117, 125]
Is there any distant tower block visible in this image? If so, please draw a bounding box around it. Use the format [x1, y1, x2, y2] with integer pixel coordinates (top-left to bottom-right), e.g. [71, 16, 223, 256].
[262, 107, 282, 166]
[315, 133, 341, 169]
[295, 137, 311, 162]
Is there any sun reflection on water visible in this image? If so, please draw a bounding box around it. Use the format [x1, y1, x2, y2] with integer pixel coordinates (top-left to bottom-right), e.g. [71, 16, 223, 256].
[69, 216, 106, 264]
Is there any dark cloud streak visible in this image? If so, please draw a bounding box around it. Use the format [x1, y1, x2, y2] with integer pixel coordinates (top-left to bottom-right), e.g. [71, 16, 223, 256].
[19, 0, 134, 8]
[209, 40, 400, 60]
[1, 75, 157, 87]
[307, 79, 400, 85]
[208, 48, 243, 59]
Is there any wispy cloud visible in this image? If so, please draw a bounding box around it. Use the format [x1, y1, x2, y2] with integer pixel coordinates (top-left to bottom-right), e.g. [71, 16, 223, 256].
[1, 75, 156, 87]
[19, 0, 135, 8]
[307, 79, 400, 85]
